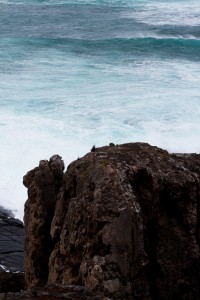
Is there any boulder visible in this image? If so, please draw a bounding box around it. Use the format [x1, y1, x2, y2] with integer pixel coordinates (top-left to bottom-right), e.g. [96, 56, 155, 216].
[22, 143, 200, 299]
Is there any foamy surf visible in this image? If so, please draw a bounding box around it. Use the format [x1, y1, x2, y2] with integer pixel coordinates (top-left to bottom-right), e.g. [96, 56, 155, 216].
[0, 0, 200, 220]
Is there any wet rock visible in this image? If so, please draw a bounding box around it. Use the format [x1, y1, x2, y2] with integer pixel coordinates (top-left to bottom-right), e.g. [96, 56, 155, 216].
[0, 206, 24, 272]
[23, 143, 200, 299]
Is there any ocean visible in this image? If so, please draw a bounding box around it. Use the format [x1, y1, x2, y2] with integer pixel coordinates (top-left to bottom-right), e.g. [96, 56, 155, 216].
[0, 0, 200, 220]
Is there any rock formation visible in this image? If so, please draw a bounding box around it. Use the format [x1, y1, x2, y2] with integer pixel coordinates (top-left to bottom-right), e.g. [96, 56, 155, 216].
[23, 155, 64, 288]
[20, 143, 200, 299]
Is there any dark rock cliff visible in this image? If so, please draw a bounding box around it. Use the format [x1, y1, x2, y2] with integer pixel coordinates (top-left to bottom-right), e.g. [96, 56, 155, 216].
[7, 143, 200, 299]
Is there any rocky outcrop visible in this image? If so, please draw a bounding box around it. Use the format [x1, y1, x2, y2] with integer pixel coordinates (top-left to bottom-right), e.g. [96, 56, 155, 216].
[0, 206, 24, 272]
[22, 143, 200, 299]
[23, 155, 64, 288]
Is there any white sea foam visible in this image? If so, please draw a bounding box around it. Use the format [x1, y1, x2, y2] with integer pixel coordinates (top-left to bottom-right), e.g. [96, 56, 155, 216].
[1, 78, 200, 221]
[0, 0, 200, 221]
[125, 2, 200, 26]
[0, 109, 93, 220]
[0, 264, 9, 272]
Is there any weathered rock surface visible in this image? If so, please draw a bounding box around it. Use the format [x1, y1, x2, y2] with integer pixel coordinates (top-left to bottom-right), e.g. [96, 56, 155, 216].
[22, 143, 200, 299]
[0, 206, 24, 272]
[23, 155, 64, 288]
[0, 284, 107, 300]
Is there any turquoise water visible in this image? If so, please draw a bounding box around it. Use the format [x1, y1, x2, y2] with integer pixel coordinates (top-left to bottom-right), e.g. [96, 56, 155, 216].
[0, 0, 200, 219]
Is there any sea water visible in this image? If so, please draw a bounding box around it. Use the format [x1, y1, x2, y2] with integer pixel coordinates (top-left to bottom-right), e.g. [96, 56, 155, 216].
[0, 0, 200, 220]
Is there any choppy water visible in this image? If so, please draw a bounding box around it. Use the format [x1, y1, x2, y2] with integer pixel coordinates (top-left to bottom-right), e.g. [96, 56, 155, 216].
[0, 0, 200, 219]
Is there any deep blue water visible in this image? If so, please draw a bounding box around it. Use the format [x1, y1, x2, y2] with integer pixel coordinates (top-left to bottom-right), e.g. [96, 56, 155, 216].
[0, 0, 200, 219]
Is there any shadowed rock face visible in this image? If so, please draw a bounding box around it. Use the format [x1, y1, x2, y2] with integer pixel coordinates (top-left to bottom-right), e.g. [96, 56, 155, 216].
[0, 284, 106, 300]
[23, 143, 200, 299]
[0, 272, 24, 293]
